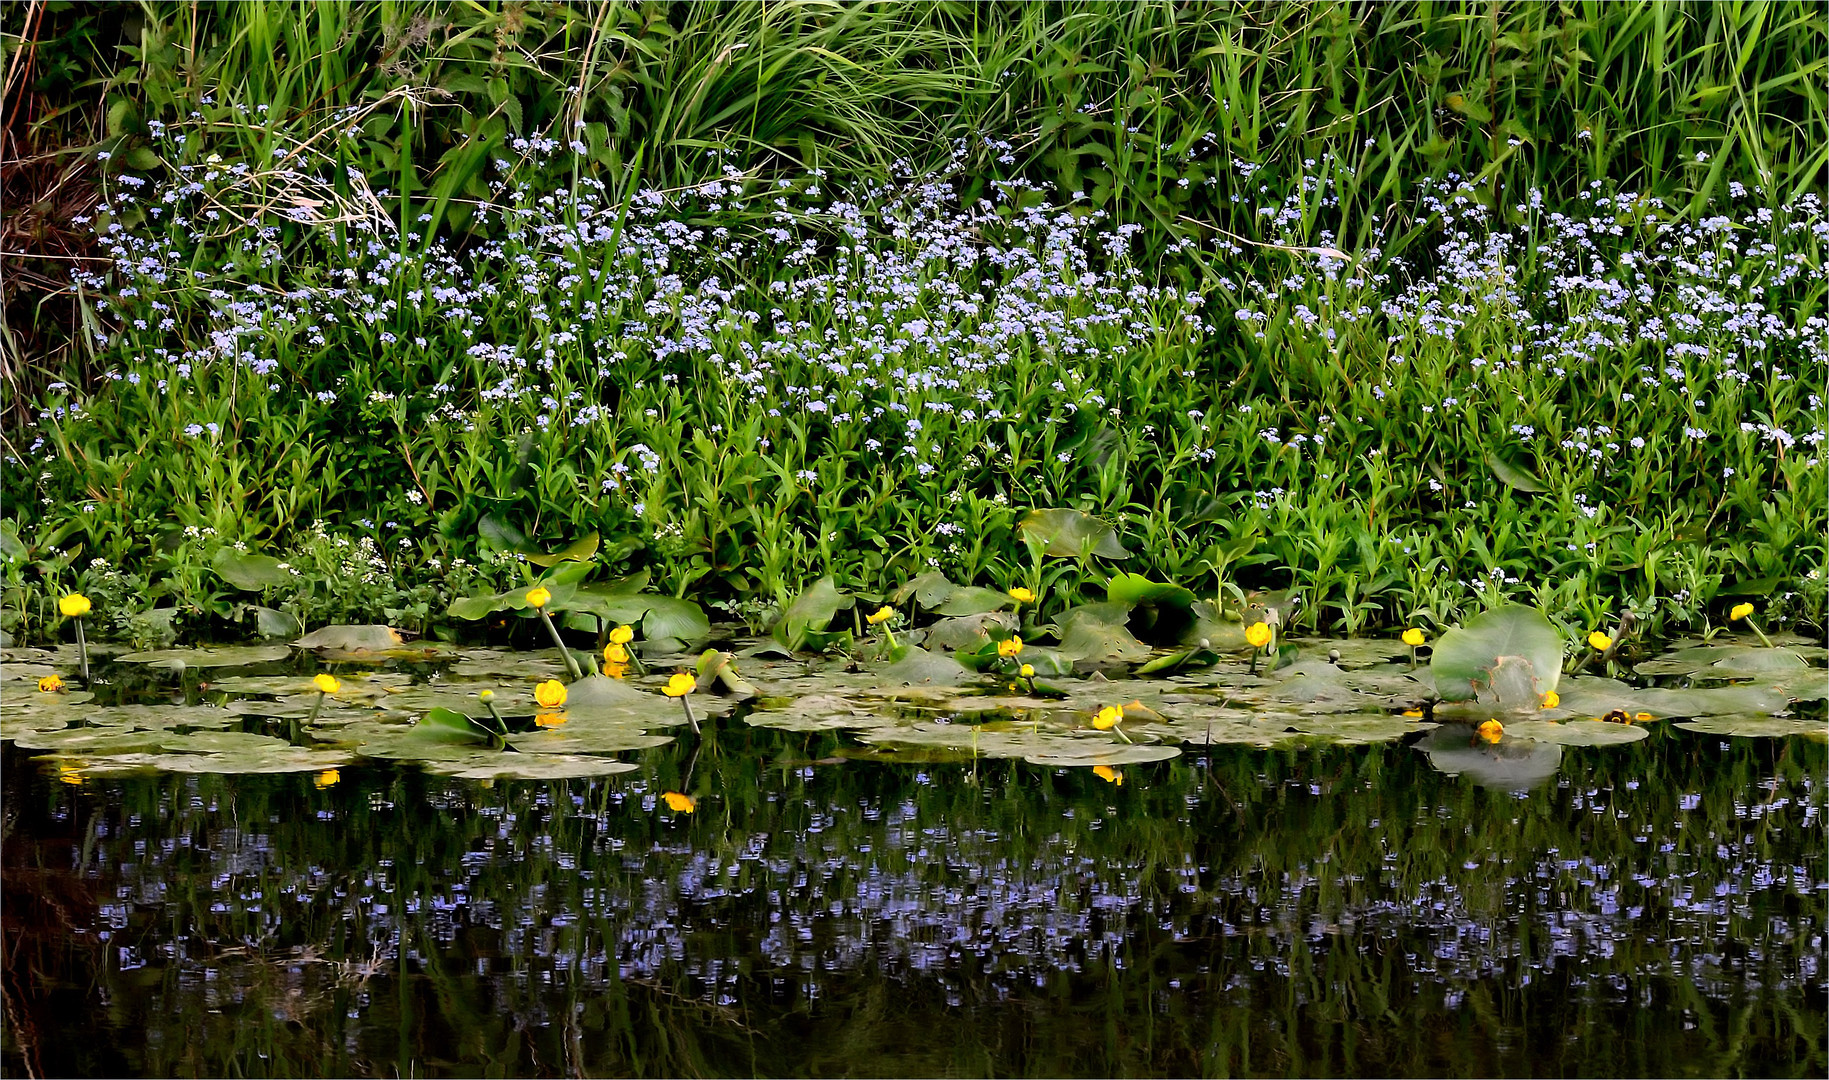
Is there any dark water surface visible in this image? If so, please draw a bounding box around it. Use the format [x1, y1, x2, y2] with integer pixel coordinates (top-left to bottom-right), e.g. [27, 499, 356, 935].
[4, 722, 1824, 1077]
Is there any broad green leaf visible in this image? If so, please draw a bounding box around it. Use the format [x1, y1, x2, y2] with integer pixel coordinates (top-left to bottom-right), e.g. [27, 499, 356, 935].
[211, 548, 294, 591]
[1674, 716, 1827, 739]
[1429, 604, 1562, 704]
[1017, 508, 1132, 559]
[118, 645, 292, 668]
[891, 571, 958, 609]
[933, 586, 1017, 617]
[881, 645, 974, 686]
[417, 707, 496, 741]
[526, 531, 600, 567]
[1501, 719, 1649, 746]
[250, 606, 303, 639]
[924, 612, 1017, 651]
[1107, 573, 1198, 608]
[775, 576, 850, 652]
[639, 596, 710, 641]
[1484, 452, 1546, 493]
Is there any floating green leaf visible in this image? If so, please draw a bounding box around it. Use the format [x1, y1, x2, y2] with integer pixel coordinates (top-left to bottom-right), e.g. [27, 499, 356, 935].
[774, 576, 851, 652]
[1430, 604, 1563, 706]
[1500, 719, 1649, 746]
[117, 645, 293, 669]
[1673, 716, 1827, 739]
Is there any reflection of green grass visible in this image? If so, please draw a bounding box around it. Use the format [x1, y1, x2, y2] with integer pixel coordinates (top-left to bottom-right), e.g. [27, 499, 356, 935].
[5, 727, 1823, 1076]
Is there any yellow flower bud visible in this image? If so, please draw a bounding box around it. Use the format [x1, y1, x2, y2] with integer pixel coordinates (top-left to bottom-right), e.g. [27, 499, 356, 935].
[59, 594, 92, 618]
[1729, 602, 1754, 622]
[1246, 622, 1273, 648]
[1093, 705, 1123, 731]
[609, 624, 635, 644]
[603, 662, 626, 679]
[313, 673, 340, 694]
[1541, 690, 1560, 709]
[525, 586, 552, 608]
[663, 672, 697, 697]
[866, 605, 895, 625]
[1019, 663, 1035, 678]
[534, 679, 568, 708]
[997, 635, 1024, 658]
[604, 642, 629, 664]
[478, 689, 496, 703]
[1008, 586, 1035, 604]
[1402, 627, 1425, 647]
[1588, 631, 1613, 652]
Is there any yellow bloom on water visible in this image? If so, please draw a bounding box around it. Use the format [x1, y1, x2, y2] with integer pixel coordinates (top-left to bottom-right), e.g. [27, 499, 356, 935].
[1093, 765, 1123, 786]
[1009, 586, 1036, 604]
[866, 605, 895, 625]
[1588, 631, 1613, 652]
[663, 672, 697, 697]
[535, 679, 568, 708]
[1729, 602, 1754, 622]
[1019, 663, 1035, 678]
[1402, 628, 1426, 647]
[1477, 719, 1503, 743]
[314, 769, 340, 789]
[37, 675, 64, 693]
[1541, 690, 1560, 709]
[313, 673, 341, 694]
[1246, 622, 1273, 648]
[525, 586, 552, 608]
[604, 642, 629, 665]
[59, 594, 92, 618]
[609, 624, 635, 644]
[997, 635, 1024, 658]
[663, 791, 696, 813]
[1093, 705, 1123, 731]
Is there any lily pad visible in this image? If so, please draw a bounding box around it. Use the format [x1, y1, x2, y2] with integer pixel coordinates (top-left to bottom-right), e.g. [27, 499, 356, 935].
[294, 625, 406, 651]
[1430, 604, 1563, 707]
[924, 612, 1017, 651]
[1018, 508, 1131, 559]
[155, 730, 297, 754]
[116, 645, 293, 669]
[1022, 743, 1182, 767]
[61, 748, 353, 776]
[1284, 715, 1439, 745]
[1499, 719, 1649, 746]
[881, 645, 975, 687]
[424, 754, 641, 780]
[1673, 716, 1828, 739]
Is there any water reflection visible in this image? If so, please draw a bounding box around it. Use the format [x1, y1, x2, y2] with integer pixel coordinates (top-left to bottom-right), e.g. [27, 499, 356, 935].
[3, 724, 1823, 1078]
[1419, 726, 1564, 790]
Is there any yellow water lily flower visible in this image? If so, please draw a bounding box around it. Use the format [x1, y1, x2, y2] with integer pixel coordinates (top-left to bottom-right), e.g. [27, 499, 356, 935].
[866, 605, 895, 625]
[525, 586, 552, 608]
[313, 673, 341, 694]
[1729, 602, 1754, 621]
[996, 635, 1024, 658]
[1246, 622, 1273, 648]
[37, 675, 64, 693]
[1588, 631, 1613, 652]
[663, 672, 697, 697]
[1541, 690, 1560, 709]
[1019, 663, 1035, 678]
[59, 594, 92, 618]
[604, 642, 629, 665]
[609, 624, 635, 644]
[314, 769, 340, 789]
[1009, 586, 1036, 604]
[1402, 627, 1426, 647]
[1093, 705, 1123, 731]
[663, 791, 696, 813]
[534, 679, 568, 708]
[1093, 765, 1123, 786]
[1477, 719, 1503, 743]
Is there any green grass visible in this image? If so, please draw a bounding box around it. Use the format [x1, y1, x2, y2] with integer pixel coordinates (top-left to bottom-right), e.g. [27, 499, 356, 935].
[1, 1, 1824, 646]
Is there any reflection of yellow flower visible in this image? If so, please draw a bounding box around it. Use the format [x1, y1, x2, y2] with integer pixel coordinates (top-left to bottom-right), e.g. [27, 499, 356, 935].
[1402, 709, 1423, 718]
[1588, 631, 1612, 652]
[663, 672, 696, 697]
[1019, 663, 1035, 678]
[535, 680, 568, 708]
[663, 791, 696, 813]
[59, 594, 92, 617]
[1477, 719, 1503, 743]
[1093, 705, 1123, 731]
[1093, 765, 1123, 786]
[603, 662, 626, 679]
[1009, 586, 1035, 604]
[535, 711, 569, 728]
[58, 763, 85, 786]
[1541, 690, 1560, 709]
[997, 635, 1024, 658]
[38, 675, 64, 693]
[1635, 712, 1652, 722]
[866, 605, 895, 625]
[1246, 622, 1273, 648]
[1729, 602, 1754, 621]
[1402, 628, 1425, 647]
[525, 586, 552, 608]
[604, 642, 629, 664]
[313, 673, 341, 694]
[609, 624, 635, 644]
[314, 769, 340, 789]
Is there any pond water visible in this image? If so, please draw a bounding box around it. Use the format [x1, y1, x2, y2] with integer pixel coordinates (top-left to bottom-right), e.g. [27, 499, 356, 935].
[4, 669, 1824, 1078]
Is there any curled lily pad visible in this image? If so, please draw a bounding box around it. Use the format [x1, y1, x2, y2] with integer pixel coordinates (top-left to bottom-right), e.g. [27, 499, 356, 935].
[1430, 604, 1562, 707]
[924, 612, 1017, 651]
[424, 754, 641, 781]
[1500, 719, 1649, 746]
[1673, 716, 1828, 739]
[294, 625, 405, 651]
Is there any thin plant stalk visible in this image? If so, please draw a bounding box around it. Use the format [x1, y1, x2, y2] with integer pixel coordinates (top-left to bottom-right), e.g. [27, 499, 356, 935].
[73, 617, 90, 683]
[536, 607, 584, 682]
